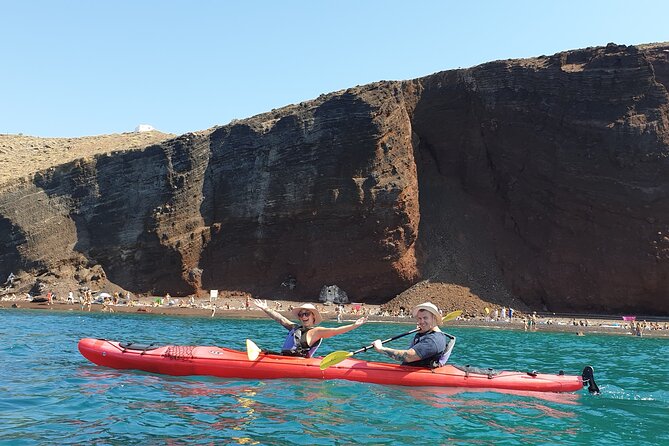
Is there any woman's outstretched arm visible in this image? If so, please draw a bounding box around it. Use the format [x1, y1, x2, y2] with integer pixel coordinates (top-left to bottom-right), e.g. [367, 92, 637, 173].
[254, 299, 294, 329]
[309, 316, 367, 344]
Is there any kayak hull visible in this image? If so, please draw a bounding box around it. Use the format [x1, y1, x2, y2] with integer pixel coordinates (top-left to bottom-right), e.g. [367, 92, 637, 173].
[78, 338, 587, 393]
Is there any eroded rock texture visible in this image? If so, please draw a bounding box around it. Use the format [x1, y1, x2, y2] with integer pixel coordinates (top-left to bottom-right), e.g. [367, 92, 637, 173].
[412, 43, 669, 314]
[1, 42, 668, 314]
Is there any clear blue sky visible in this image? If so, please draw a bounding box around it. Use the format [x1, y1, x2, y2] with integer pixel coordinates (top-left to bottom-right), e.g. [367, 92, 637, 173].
[3, 0, 668, 137]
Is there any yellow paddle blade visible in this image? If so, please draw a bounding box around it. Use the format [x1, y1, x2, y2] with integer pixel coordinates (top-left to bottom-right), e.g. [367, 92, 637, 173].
[246, 339, 262, 361]
[319, 350, 353, 370]
[441, 310, 462, 322]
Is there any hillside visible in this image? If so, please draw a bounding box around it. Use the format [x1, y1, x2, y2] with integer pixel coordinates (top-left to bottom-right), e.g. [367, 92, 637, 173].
[0, 131, 175, 183]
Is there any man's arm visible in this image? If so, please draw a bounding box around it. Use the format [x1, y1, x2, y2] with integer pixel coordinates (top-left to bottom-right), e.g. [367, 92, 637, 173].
[372, 340, 422, 363]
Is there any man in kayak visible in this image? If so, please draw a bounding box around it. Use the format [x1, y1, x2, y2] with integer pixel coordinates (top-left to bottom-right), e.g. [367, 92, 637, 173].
[254, 299, 367, 357]
[372, 302, 455, 368]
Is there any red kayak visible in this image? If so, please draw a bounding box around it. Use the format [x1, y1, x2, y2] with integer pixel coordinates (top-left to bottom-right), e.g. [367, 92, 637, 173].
[78, 338, 599, 393]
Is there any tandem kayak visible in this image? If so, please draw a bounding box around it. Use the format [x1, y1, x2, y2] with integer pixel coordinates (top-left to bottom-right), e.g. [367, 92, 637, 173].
[78, 338, 599, 393]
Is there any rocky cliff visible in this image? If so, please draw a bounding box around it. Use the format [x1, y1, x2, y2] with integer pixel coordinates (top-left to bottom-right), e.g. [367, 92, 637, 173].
[1, 42, 668, 315]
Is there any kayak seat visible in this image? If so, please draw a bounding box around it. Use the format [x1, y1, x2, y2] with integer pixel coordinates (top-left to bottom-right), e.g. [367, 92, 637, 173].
[119, 342, 161, 352]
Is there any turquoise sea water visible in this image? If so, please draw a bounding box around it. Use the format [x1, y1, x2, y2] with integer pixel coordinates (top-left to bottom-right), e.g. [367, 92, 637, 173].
[1, 310, 667, 445]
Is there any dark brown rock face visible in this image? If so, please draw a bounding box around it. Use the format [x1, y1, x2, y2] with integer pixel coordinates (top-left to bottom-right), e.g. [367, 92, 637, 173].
[412, 43, 669, 314]
[1, 42, 668, 315]
[197, 89, 420, 300]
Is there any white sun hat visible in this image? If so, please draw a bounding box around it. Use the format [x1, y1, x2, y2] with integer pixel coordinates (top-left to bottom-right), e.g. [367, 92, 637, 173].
[292, 303, 323, 325]
[412, 302, 443, 325]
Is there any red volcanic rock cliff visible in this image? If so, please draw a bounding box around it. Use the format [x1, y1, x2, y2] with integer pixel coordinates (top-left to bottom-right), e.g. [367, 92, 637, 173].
[1, 42, 668, 315]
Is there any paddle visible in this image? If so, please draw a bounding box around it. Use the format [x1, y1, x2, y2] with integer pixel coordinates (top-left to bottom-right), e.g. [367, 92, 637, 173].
[246, 339, 262, 361]
[246, 339, 287, 360]
[319, 309, 462, 370]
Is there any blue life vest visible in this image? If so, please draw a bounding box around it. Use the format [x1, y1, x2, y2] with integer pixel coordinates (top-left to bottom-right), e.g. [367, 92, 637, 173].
[281, 326, 322, 358]
[406, 330, 455, 368]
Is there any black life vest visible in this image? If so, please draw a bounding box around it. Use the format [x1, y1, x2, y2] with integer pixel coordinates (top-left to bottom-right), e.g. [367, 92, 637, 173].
[281, 325, 322, 357]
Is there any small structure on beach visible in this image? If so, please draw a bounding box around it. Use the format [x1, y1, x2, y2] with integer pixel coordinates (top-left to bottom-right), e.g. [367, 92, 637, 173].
[319, 285, 349, 304]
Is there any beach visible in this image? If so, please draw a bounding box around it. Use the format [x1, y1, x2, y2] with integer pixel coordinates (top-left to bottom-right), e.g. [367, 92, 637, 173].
[3, 294, 667, 338]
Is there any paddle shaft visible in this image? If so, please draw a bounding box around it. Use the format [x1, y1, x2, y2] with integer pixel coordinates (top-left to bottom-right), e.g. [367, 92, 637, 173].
[350, 309, 462, 355]
[351, 328, 419, 355]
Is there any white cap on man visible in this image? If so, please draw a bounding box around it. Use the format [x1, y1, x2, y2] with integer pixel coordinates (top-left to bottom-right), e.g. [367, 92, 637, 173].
[412, 302, 442, 325]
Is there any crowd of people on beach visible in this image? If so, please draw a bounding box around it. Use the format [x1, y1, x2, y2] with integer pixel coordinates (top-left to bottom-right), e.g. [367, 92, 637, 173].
[2, 287, 668, 337]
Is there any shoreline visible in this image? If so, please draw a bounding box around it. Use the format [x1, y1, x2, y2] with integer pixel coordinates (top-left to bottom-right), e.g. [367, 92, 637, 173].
[3, 298, 668, 339]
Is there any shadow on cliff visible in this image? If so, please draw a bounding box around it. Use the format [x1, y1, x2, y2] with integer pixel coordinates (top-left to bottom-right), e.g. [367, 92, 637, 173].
[0, 216, 25, 281]
[31, 146, 193, 295]
[413, 139, 525, 310]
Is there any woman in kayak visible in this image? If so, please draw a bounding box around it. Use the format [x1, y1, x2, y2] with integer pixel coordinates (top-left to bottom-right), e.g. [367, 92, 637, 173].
[254, 299, 367, 357]
[372, 302, 455, 368]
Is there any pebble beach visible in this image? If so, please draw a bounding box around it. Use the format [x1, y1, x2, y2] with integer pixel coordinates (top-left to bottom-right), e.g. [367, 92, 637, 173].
[3, 293, 667, 338]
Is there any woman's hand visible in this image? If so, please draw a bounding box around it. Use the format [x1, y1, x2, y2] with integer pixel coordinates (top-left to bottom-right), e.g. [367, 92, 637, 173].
[253, 299, 268, 310]
[354, 316, 368, 326]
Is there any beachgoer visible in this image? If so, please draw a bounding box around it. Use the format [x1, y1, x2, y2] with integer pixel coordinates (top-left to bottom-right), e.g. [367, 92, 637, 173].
[372, 302, 455, 368]
[253, 299, 367, 357]
[81, 290, 89, 311]
[102, 296, 114, 313]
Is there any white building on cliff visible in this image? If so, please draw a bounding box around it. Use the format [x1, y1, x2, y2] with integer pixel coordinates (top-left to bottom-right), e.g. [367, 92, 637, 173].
[134, 124, 156, 132]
